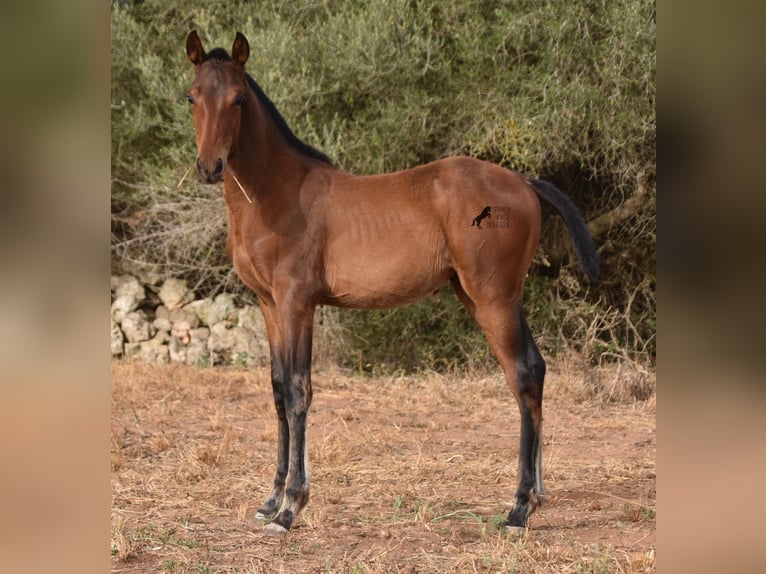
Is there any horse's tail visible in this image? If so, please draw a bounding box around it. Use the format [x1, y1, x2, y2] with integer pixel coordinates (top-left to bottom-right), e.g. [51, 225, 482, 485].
[528, 178, 600, 280]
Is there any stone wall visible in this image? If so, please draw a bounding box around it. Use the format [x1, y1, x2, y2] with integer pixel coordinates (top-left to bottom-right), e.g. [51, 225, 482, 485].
[111, 275, 270, 367]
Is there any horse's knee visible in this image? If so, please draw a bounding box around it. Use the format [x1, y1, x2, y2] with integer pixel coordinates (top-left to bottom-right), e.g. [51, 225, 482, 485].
[282, 365, 312, 412]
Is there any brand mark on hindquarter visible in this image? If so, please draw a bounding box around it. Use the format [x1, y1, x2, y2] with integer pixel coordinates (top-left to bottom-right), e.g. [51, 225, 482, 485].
[470, 206, 492, 228]
[471, 206, 512, 229]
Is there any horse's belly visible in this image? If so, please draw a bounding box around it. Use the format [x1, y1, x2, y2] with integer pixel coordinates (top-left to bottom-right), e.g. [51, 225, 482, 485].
[323, 243, 452, 309]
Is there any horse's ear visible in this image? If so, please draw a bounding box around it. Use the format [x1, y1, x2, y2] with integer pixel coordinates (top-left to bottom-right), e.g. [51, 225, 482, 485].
[232, 32, 250, 66]
[186, 30, 205, 66]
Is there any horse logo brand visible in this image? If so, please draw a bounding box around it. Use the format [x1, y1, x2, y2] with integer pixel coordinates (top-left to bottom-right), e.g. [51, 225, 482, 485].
[471, 206, 512, 229]
[471, 206, 492, 228]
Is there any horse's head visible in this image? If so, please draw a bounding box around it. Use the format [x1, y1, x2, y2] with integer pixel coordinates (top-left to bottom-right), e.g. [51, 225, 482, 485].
[185, 30, 250, 184]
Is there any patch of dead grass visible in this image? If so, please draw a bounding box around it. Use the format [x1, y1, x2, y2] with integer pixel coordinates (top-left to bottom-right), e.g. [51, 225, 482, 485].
[546, 354, 656, 405]
[112, 359, 655, 572]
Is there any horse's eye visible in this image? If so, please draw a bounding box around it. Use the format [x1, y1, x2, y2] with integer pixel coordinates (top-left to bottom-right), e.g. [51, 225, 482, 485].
[234, 94, 245, 106]
[186, 94, 194, 105]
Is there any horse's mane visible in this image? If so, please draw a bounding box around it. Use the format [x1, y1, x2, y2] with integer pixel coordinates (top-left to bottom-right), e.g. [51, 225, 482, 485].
[203, 48, 333, 165]
[244, 75, 333, 165]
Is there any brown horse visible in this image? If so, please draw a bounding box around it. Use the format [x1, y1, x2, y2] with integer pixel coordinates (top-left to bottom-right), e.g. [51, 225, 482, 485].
[185, 30, 598, 535]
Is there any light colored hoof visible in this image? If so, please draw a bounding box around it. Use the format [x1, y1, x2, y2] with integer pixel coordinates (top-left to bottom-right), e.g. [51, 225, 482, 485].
[253, 512, 270, 524]
[505, 525, 527, 536]
[263, 522, 288, 536]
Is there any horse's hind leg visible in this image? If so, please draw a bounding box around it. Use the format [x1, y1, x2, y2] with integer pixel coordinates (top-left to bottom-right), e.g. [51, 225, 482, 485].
[453, 279, 545, 531]
[503, 307, 546, 531]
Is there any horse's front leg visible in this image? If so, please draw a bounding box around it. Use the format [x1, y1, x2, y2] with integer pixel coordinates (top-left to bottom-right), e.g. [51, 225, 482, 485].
[254, 302, 289, 522]
[264, 304, 315, 535]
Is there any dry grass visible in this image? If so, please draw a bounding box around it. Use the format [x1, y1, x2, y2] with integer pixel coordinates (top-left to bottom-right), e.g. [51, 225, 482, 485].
[111, 359, 655, 573]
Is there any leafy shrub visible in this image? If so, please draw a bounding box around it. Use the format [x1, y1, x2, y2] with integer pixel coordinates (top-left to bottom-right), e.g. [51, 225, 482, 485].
[111, 0, 655, 371]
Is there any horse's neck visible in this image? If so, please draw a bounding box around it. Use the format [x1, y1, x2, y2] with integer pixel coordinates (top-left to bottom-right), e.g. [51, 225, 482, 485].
[226, 106, 293, 200]
[235, 105, 280, 180]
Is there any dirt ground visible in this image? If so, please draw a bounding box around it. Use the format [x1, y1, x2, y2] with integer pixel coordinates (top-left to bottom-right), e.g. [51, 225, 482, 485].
[111, 360, 655, 573]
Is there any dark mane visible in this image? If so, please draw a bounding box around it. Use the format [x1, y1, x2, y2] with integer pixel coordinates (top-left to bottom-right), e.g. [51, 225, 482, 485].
[244, 74, 333, 165]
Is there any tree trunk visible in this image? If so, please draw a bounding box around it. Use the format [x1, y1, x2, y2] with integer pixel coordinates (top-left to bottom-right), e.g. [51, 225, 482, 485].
[587, 175, 654, 238]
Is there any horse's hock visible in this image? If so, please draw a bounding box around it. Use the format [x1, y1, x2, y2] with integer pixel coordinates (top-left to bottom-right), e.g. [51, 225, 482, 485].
[110, 274, 270, 367]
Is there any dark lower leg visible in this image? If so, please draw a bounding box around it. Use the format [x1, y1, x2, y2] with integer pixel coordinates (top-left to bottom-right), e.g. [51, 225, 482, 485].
[269, 409, 310, 531]
[256, 413, 289, 517]
[505, 310, 546, 529]
[256, 367, 289, 519]
[269, 374, 312, 532]
[505, 404, 544, 527]
[256, 303, 289, 521]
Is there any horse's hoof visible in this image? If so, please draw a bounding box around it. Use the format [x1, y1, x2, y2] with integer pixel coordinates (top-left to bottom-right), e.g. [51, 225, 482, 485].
[504, 525, 527, 536]
[263, 522, 289, 536]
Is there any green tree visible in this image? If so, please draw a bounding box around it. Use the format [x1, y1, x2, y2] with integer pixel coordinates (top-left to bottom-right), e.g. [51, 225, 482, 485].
[111, 0, 655, 369]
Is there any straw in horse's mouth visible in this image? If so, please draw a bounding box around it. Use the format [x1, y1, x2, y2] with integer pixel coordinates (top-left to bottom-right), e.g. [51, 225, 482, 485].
[176, 163, 253, 204]
[176, 164, 194, 189]
[226, 167, 253, 204]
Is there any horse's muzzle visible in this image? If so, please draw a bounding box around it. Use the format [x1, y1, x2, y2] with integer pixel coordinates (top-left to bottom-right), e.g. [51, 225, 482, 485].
[196, 157, 225, 184]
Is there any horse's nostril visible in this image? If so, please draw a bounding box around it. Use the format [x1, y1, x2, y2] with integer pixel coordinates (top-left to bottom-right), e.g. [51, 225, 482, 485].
[195, 157, 224, 182]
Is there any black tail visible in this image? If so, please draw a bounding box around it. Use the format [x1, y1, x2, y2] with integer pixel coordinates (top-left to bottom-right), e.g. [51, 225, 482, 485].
[528, 179, 600, 280]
